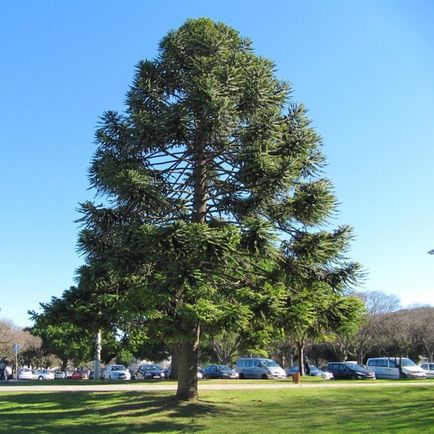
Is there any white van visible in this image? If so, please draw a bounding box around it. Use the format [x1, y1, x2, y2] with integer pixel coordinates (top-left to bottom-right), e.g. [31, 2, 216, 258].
[366, 357, 426, 379]
[236, 358, 286, 379]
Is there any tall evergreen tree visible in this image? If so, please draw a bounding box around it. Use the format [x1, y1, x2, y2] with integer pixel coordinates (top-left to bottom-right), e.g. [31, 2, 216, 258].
[78, 18, 360, 400]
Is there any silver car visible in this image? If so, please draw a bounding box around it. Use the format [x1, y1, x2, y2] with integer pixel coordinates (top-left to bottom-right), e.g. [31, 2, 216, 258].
[17, 368, 33, 380]
[102, 364, 131, 380]
[32, 369, 55, 380]
[419, 362, 434, 378]
[236, 358, 286, 379]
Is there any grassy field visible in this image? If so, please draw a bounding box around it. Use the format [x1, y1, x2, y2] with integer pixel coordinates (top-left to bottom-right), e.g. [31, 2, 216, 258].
[1, 384, 433, 433]
[1, 376, 330, 388]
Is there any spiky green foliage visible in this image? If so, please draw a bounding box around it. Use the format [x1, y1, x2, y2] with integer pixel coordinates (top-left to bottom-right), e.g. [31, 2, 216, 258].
[29, 293, 94, 367]
[73, 18, 361, 400]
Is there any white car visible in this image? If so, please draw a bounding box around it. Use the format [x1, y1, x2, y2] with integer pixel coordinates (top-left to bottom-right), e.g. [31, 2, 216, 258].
[366, 357, 426, 379]
[286, 365, 333, 380]
[32, 369, 55, 380]
[54, 371, 66, 379]
[103, 365, 131, 380]
[419, 362, 434, 378]
[308, 365, 334, 379]
[17, 368, 33, 380]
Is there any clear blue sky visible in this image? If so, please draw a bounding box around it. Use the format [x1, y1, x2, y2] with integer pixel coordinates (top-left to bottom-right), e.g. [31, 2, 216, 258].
[1, 0, 433, 327]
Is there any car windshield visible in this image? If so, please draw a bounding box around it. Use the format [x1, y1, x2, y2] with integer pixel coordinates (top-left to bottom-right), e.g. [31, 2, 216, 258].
[112, 365, 125, 371]
[261, 360, 279, 367]
[388, 358, 416, 367]
[347, 364, 366, 371]
[147, 365, 160, 370]
[216, 365, 232, 372]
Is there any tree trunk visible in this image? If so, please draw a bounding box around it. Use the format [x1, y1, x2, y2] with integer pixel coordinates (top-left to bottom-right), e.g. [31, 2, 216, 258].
[170, 344, 180, 380]
[176, 323, 200, 401]
[176, 127, 206, 401]
[356, 345, 365, 365]
[94, 329, 102, 380]
[296, 341, 305, 376]
[192, 147, 207, 224]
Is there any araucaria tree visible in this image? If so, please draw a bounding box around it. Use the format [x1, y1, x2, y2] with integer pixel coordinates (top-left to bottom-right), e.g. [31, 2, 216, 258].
[78, 18, 360, 400]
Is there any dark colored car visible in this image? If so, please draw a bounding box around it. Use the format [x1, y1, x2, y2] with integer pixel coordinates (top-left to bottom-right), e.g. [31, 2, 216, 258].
[327, 362, 376, 380]
[203, 365, 239, 379]
[160, 367, 203, 380]
[135, 364, 165, 379]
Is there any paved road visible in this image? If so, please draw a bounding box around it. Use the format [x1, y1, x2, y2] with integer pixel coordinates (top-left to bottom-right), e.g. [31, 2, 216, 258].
[1, 380, 434, 393]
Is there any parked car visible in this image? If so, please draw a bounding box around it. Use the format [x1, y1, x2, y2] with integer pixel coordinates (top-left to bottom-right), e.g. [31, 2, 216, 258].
[32, 369, 55, 380]
[236, 358, 286, 379]
[17, 368, 33, 380]
[327, 362, 375, 380]
[134, 364, 165, 380]
[88, 369, 103, 380]
[54, 371, 66, 379]
[286, 365, 333, 380]
[70, 370, 85, 380]
[203, 365, 239, 379]
[102, 365, 131, 380]
[80, 368, 90, 380]
[159, 367, 203, 380]
[2, 365, 12, 380]
[419, 362, 434, 378]
[366, 357, 426, 379]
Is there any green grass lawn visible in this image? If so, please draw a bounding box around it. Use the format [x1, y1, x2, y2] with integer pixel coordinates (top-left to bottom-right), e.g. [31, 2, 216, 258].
[1, 385, 433, 433]
[3, 376, 327, 386]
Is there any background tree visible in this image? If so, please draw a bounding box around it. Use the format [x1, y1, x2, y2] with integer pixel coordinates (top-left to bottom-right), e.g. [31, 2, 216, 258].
[29, 294, 94, 369]
[200, 330, 242, 365]
[348, 290, 401, 363]
[29, 266, 140, 372]
[412, 307, 434, 362]
[283, 285, 364, 374]
[0, 318, 42, 373]
[280, 223, 363, 374]
[0, 319, 21, 355]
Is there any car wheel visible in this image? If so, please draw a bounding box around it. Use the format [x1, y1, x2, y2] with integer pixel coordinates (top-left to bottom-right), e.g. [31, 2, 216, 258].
[239, 373, 245, 379]
[261, 374, 268, 379]
[38, 376, 44, 380]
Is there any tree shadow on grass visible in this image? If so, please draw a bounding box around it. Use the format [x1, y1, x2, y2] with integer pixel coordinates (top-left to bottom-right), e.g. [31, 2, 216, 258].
[0, 392, 221, 433]
[1, 388, 434, 433]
